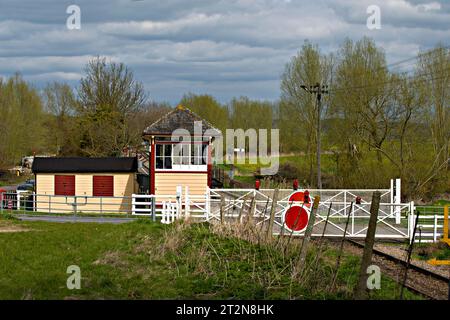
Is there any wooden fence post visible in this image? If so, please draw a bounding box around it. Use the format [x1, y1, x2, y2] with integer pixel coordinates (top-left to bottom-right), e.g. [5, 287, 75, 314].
[266, 189, 279, 239]
[245, 193, 256, 226]
[309, 202, 333, 271]
[296, 196, 320, 272]
[354, 191, 381, 300]
[400, 208, 421, 299]
[238, 195, 248, 223]
[220, 196, 225, 224]
[329, 202, 354, 292]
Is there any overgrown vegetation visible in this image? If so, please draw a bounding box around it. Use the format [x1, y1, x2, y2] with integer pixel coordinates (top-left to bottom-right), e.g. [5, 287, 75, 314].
[414, 243, 450, 261]
[0, 217, 420, 300]
[280, 38, 449, 198]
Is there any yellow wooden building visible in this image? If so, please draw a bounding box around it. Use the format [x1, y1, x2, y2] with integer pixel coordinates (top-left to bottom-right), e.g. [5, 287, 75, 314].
[32, 157, 137, 213]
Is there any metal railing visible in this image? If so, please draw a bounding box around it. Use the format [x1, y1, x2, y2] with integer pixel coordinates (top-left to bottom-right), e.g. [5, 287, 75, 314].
[0, 191, 134, 215]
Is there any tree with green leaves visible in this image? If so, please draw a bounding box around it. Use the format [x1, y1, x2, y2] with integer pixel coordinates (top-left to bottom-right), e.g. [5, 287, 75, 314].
[0, 74, 46, 166]
[228, 97, 273, 132]
[331, 37, 396, 163]
[417, 45, 450, 174]
[179, 93, 228, 134]
[280, 41, 333, 186]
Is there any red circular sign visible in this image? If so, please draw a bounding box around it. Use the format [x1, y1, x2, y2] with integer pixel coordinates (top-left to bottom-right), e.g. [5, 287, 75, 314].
[288, 191, 311, 208]
[288, 191, 304, 202]
[284, 206, 309, 232]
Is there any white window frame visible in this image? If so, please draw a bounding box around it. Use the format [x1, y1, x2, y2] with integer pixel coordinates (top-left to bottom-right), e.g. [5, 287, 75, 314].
[155, 143, 208, 172]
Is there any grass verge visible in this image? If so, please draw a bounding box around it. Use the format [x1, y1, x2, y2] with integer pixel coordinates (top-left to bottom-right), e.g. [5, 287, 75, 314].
[0, 216, 421, 300]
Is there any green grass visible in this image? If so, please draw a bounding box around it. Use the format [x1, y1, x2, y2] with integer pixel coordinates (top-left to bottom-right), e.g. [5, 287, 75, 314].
[414, 242, 450, 261]
[279, 155, 336, 173]
[0, 216, 421, 300]
[433, 200, 450, 206]
[0, 174, 29, 187]
[233, 175, 256, 184]
[220, 155, 335, 175]
[6, 210, 136, 219]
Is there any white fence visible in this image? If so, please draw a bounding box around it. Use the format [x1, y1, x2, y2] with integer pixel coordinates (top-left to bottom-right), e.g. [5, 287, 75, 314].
[207, 188, 414, 241]
[1, 179, 447, 243]
[414, 206, 448, 243]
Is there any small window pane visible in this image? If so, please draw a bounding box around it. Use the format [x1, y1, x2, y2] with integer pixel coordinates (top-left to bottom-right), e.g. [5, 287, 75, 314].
[156, 157, 163, 169]
[156, 144, 163, 157]
[164, 156, 172, 169]
[164, 144, 172, 156]
[173, 155, 181, 165]
[202, 145, 208, 165]
[191, 145, 194, 164]
[182, 144, 190, 165]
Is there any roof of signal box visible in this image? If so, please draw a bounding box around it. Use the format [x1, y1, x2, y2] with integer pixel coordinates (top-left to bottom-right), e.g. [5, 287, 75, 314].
[143, 105, 222, 138]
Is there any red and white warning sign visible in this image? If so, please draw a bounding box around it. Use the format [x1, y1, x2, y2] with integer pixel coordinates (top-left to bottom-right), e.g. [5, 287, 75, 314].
[282, 190, 312, 233]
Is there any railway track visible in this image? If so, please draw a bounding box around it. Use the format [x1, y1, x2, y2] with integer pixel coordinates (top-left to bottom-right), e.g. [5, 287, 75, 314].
[346, 239, 449, 300]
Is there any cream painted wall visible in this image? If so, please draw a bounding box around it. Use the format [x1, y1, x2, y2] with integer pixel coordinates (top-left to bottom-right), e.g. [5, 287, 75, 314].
[35, 173, 135, 213]
[155, 172, 207, 195]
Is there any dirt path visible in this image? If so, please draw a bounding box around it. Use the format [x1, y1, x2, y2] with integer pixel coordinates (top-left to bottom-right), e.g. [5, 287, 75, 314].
[0, 220, 29, 233]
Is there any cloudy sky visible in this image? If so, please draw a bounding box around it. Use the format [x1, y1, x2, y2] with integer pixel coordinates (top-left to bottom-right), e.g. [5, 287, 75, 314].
[0, 0, 449, 103]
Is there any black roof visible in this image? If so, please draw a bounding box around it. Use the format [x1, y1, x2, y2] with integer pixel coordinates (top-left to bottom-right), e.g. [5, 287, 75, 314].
[143, 105, 221, 137]
[32, 157, 138, 173]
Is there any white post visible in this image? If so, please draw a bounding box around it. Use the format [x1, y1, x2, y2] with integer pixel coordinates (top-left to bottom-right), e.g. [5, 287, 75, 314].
[344, 190, 347, 218]
[171, 203, 176, 223]
[176, 185, 182, 219]
[17, 192, 21, 211]
[390, 179, 394, 218]
[352, 203, 356, 236]
[433, 215, 438, 243]
[395, 179, 401, 224]
[184, 186, 190, 220]
[131, 194, 136, 215]
[409, 201, 415, 243]
[161, 201, 167, 224]
[205, 187, 210, 221]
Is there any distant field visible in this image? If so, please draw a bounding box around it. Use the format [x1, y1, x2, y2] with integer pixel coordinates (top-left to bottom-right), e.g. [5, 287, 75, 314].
[219, 154, 336, 176]
[0, 215, 421, 300]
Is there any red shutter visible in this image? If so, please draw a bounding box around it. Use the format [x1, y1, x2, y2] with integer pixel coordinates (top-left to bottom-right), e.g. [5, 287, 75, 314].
[55, 175, 75, 196]
[93, 176, 114, 197]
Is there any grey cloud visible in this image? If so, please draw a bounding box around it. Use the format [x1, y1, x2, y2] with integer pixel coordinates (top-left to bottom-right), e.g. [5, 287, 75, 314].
[0, 0, 448, 103]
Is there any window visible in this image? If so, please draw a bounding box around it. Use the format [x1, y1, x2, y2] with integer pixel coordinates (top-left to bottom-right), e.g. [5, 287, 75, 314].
[55, 175, 75, 196]
[191, 144, 207, 165]
[155, 143, 208, 171]
[156, 144, 172, 169]
[93, 176, 114, 197]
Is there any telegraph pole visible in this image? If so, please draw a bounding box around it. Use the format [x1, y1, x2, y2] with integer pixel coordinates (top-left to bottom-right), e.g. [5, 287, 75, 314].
[301, 83, 329, 189]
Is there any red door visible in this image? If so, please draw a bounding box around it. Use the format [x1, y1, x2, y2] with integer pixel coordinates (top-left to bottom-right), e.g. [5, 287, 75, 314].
[93, 176, 114, 197]
[54, 175, 75, 196]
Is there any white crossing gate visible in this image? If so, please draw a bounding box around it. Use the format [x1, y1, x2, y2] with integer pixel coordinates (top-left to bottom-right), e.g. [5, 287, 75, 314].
[129, 179, 447, 243]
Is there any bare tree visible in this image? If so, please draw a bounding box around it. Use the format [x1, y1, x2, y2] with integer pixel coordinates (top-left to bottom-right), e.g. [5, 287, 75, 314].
[43, 82, 78, 155]
[77, 57, 147, 156]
